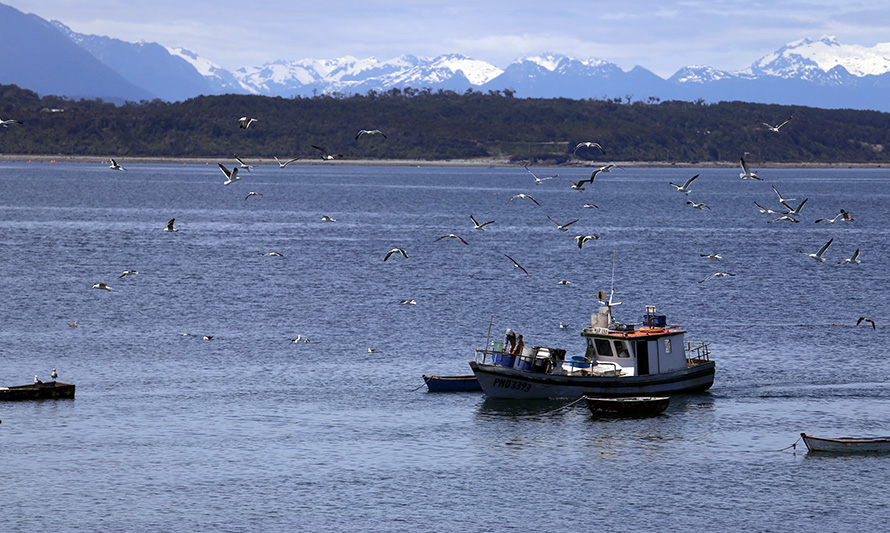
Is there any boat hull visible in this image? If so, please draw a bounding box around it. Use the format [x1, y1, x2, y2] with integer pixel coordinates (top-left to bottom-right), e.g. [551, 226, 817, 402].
[469, 361, 715, 399]
[801, 433, 890, 453]
[585, 396, 670, 416]
[0, 381, 75, 401]
[422, 374, 482, 392]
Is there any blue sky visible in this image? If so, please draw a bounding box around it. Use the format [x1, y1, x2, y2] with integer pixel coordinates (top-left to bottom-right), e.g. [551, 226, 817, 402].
[11, 1, 890, 76]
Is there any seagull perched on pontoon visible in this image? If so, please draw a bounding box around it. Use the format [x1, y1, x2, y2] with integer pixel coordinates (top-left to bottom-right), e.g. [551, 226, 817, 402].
[435, 234, 469, 245]
[739, 158, 761, 180]
[507, 193, 540, 206]
[524, 166, 557, 184]
[312, 145, 343, 160]
[547, 215, 579, 231]
[384, 248, 408, 261]
[574, 235, 599, 249]
[244, 191, 263, 200]
[234, 154, 254, 172]
[274, 156, 299, 168]
[51, 368, 58, 381]
[164, 218, 179, 232]
[91, 282, 112, 291]
[839, 249, 861, 264]
[355, 129, 387, 140]
[470, 215, 494, 230]
[670, 174, 699, 194]
[799, 238, 834, 262]
[238, 116, 257, 129]
[699, 272, 736, 283]
[219, 163, 240, 185]
[0, 118, 23, 127]
[686, 200, 711, 210]
[572, 142, 605, 155]
[762, 115, 792, 132]
[109, 159, 126, 171]
[119, 270, 139, 278]
[857, 317, 876, 330]
[504, 254, 529, 276]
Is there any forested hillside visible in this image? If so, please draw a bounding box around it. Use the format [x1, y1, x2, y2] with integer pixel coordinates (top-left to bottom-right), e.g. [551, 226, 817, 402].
[1, 84, 889, 164]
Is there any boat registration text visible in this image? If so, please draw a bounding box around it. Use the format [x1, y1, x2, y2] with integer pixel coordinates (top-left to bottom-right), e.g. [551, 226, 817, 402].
[492, 378, 532, 393]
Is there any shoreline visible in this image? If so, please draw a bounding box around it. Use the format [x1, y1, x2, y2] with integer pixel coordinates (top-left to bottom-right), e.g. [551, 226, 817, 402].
[0, 154, 886, 169]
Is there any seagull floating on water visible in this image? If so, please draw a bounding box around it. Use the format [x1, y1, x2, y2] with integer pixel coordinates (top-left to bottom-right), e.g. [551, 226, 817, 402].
[470, 215, 494, 230]
[274, 156, 299, 168]
[739, 158, 761, 180]
[219, 163, 240, 185]
[67, 321, 78, 327]
[547, 215, 579, 232]
[798, 237, 834, 262]
[119, 270, 139, 278]
[399, 299, 417, 305]
[109, 158, 126, 171]
[524, 166, 557, 184]
[557, 280, 572, 285]
[507, 193, 540, 206]
[839, 249, 861, 264]
[762, 115, 792, 133]
[670, 174, 699, 194]
[312, 145, 343, 161]
[244, 191, 263, 200]
[238, 117, 257, 129]
[92, 282, 111, 291]
[203, 335, 213, 341]
[572, 142, 605, 155]
[574, 235, 599, 249]
[436, 234, 469, 245]
[264, 252, 284, 257]
[164, 218, 179, 232]
[504, 254, 529, 276]
[355, 129, 387, 140]
[384, 248, 408, 261]
[699, 272, 736, 283]
[321, 215, 336, 222]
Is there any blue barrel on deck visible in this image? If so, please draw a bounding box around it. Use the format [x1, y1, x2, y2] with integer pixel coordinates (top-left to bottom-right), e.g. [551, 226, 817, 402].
[515, 357, 534, 371]
[493, 352, 516, 368]
[645, 315, 667, 327]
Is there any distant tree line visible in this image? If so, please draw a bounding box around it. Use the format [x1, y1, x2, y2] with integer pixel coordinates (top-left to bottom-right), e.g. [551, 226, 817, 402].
[1, 83, 890, 164]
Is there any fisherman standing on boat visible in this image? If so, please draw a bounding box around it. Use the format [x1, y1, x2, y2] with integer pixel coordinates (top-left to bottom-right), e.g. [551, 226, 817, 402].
[504, 329, 517, 353]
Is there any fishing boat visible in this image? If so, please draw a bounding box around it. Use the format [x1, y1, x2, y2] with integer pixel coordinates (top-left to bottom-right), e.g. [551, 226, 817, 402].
[584, 395, 670, 416]
[422, 374, 482, 392]
[0, 381, 76, 401]
[469, 296, 715, 400]
[800, 433, 890, 453]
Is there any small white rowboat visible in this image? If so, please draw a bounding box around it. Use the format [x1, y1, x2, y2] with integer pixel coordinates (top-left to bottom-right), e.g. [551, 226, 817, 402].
[800, 433, 890, 453]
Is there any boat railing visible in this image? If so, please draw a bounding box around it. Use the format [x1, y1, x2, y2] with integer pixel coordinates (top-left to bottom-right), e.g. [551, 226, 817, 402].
[685, 340, 711, 363]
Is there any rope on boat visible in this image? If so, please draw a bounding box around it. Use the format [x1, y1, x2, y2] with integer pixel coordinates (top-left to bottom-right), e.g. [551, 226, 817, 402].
[409, 376, 433, 392]
[776, 434, 802, 452]
[536, 396, 588, 416]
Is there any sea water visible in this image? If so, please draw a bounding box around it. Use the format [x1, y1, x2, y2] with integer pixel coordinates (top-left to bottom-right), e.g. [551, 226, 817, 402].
[1, 162, 889, 531]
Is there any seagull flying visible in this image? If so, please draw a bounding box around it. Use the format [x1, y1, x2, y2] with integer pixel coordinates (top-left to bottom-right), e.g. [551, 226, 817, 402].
[274, 156, 300, 168]
[436, 234, 469, 245]
[574, 235, 599, 249]
[856, 317, 876, 330]
[524, 166, 557, 184]
[245, 191, 263, 200]
[798, 237, 834, 262]
[816, 209, 854, 223]
[0, 118, 24, 127]
[507, 193, 540, 206]
[504, 254, 529, 276]
[839, 249, 861, 264]
[238, 116, 257, 129]
[384, 248, 408, 261]
[572, 142, 605, 155]
[588, 163, 617, 183]
[686, 200, 711, 210]
[768, 215, 800, 223]
[164, 218, 179, 232]
[109, 159, 126, 171]
[762, 115, 792, 132]
[234, 154, 254, 172]
[670, 174, 699, 194]
[557, 280, 572, 285]
[470, 215, 494, 230]
[781, 198, 809, 217]
[755, 201, 784, 215]
[699, 272, 736, 283]
[355, 129, 387, 140]
[399, 299, 417, 305]
[547, 215, 579, 231]
[582, 204, 599, 209]
[119, 270, 139, 278]
[264, 252, 284, 257]
[700, 253, 722, 260]
[219, 163, 240, 185]
[92, 282, 112, 291]
[312, 145, 343, 160]
[739, 158, 761, 180]
[771, 184, 797, 205]
[569, 180, 586, 191]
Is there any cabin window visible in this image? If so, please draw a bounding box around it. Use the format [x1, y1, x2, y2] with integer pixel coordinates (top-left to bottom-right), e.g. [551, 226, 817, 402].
[664, 338, 672, 353]
[614, 341, 630, 358]
[594, 339, 613, 357]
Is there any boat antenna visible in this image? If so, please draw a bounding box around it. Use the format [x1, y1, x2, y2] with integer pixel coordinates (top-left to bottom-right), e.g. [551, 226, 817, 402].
[608, 250, 621, 308]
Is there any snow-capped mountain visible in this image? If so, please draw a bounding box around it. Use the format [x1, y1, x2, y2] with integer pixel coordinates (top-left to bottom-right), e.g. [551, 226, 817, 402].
[748, 36, 890, 80]
[166, 47, 251, 95]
